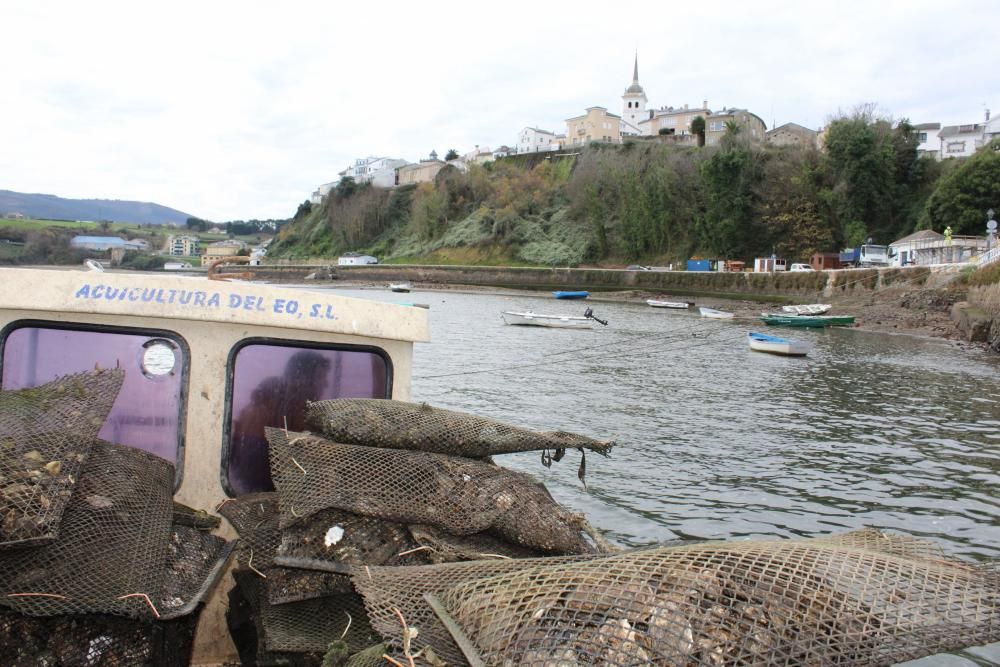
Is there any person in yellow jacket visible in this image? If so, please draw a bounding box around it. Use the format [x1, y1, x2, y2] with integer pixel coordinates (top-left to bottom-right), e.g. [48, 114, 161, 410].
[944, 225, 953, 245]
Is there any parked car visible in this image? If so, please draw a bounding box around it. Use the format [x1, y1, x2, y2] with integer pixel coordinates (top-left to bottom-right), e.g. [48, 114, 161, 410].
[789, 263, 814, 272]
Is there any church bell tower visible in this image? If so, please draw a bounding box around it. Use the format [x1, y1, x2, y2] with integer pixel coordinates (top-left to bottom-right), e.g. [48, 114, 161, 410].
[621, 54, 648, 136]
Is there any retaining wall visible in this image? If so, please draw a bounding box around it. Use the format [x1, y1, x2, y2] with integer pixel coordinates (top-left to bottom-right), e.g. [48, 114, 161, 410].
[235, 263, 943, 300]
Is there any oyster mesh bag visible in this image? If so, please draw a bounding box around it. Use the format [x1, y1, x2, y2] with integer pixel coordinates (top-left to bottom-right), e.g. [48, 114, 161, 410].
[0, 609, 200, 667]
[425, 530, 1000, 667]
[0, 368, 125, 549]
[0, 439, 173, 618]
[274, 506, 428, 574]
[267, 429, 594, 554]
[218, 491, 281, 569]
[160, 523, 234, 620]
[408, 523, 545, 563]
[306, 398, 614, 458]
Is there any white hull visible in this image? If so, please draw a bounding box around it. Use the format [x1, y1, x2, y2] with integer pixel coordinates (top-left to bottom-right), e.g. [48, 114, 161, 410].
[748, 334, 810, 356]
[647, 299, 691, 309]
[389, 283, 411, 293]
[781, 303, 831, 315]
[502, 311, 594, 329]
[699, 307, 735, 319]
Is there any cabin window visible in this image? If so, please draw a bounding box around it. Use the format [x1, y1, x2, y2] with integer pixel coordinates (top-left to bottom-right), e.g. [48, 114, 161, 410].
[223, 341, 391, 496]
[0, 322, 188, 469]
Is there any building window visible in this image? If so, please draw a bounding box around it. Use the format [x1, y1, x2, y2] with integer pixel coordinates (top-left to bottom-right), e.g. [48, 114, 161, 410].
[946, 141, 965, 153]
[223, 341, 391, 495]
[1, 323, 189, 469]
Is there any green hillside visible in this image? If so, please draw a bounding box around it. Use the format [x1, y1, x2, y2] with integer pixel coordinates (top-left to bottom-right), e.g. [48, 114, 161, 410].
[267, 118, 998, 267]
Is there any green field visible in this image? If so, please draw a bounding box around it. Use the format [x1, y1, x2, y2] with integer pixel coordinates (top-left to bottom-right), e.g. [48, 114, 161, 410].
[0, 217, 268, 245]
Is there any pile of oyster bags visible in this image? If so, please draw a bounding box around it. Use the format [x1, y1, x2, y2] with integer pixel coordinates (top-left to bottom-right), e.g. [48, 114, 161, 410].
[222, 398, 1000, 667]
[0, 370, 232, 666]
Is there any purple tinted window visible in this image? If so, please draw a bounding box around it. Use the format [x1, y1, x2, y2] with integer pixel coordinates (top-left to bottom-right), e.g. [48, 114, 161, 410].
[226, 344, 389, 495]
[1, 326, 186, 463]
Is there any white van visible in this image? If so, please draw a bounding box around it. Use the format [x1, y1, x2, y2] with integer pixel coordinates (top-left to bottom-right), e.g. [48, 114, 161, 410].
[789, 263, 814, 272]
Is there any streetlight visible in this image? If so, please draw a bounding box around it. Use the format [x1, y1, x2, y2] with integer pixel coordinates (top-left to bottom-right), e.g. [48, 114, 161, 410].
[988, 208, 997, 250]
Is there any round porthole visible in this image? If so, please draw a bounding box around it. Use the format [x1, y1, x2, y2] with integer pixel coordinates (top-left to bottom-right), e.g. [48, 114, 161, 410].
[141, 339, 177, 377]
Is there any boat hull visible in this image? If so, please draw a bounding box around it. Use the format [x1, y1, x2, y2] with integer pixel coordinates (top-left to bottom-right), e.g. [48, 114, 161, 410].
[699, 307, 735, 319]
[553, 291, 589, 300]
[502, 311, 594, 329]
[748, 332, 809, 356]
[781, 303, 831, 315]
[647, 299, 692, 309]
[760, 314, 854, 327]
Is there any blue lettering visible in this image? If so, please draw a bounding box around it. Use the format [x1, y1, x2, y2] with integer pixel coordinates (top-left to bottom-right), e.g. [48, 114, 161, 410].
[142, 288, 157, 303]
[207, 293, 220, 307]
[309, 304, 320, 318]
[193, 292, 206, 306]
[128, 288, 140, 301]
[243, 295, 257, 310]
[273, 298, 285, 313]
[105, 287, 120, 300]
[155, 289, 166, 304]
[75, 285, 91, 298]
[178, 290, 193, 305]
[324, 305, 337, 320]
[167, 289, 177, 304]
[92, 285, 105, 299]
[229, 294, 242, 308]
[285, 299, 298, 315]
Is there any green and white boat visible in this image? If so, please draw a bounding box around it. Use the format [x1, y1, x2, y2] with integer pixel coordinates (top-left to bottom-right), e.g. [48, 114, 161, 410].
[760, 313, 855, 328]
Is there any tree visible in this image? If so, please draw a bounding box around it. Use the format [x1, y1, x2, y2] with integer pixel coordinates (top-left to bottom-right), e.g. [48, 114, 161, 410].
[691, 116, 706, 147]
[923, 139, 1000, 234]
[97, 221, 112, 232]
[185, 217, 209, 232]
[444, 148, 460, 161]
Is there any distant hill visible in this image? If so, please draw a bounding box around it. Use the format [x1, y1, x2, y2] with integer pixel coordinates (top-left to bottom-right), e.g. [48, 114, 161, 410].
[0, 189, 196, 225]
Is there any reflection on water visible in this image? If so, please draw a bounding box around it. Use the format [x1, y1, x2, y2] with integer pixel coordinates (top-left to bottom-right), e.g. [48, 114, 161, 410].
[321, 287, 1000, 664]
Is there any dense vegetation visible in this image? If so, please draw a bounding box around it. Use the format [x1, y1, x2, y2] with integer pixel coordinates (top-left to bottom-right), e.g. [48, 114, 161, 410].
[271, 110, 996, 267]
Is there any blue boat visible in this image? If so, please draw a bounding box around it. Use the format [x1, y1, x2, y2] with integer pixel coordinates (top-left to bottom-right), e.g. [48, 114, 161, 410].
[553, 291, 589, 300]
[748, 331, 810, 357]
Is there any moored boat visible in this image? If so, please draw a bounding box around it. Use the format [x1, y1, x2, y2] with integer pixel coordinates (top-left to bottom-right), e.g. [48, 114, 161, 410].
[389, 282, 412, 293]
[502, 310, 596, 328]
[781, 303, 832, 315]
[699, 306, 735, 319]
[553, 290, 589, 300]
[647, 299, 693, 309]
[748, 331, 810, 356]
[760, 313, 855, 327]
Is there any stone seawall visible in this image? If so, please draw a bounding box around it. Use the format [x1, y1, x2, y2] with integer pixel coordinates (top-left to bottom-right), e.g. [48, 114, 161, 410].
[240, 264, 941, 300]
[965, 283, 1000, 347]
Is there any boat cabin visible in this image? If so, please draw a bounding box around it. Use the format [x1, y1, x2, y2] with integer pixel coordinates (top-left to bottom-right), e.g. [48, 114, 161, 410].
[0, 267, 428, 664]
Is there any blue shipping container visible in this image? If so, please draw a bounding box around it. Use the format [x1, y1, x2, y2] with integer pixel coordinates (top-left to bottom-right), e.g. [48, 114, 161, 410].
[687, 259, 711, 272]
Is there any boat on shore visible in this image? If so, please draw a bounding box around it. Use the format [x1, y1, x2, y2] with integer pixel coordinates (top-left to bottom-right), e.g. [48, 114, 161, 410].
[647, 299, 693, 309]
[502, 310, 597, 328]
[389, 282, 412, 293]
[748, 331, 810, 356]
[781, 303, 831, 315]
[553, 290, 589, 300]
[699, 306, 735, 319]
[761, 313, 855, 327]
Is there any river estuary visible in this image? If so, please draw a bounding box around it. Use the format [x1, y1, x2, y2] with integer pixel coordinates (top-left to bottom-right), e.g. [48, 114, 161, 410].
[327, 286, 1000, 664]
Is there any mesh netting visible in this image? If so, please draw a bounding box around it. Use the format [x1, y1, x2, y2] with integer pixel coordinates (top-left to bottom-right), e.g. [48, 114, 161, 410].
[274, 506, 428, 574]
[268, 430, 594, 555]
[0, 439, 173, 618]
[218, 491, 281, 570]
[306, 398, 614, 458]
[408, 523, 545, 563]
[428, 530, 1000, 667]
[160, 523, 234, 620]
[0, 369, 125, 550]
[171, 500, 222, 531]
[266, 566, 354, 605]
[0, 608, 199, 667]
[352, 554, 597, 665]
[233, 570, 379, 655]
[229, 569, 319, 666]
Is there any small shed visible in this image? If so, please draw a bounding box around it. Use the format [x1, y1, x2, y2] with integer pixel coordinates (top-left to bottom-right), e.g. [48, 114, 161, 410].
[810, 253, 841, 270]
[754, 258, 787, 272]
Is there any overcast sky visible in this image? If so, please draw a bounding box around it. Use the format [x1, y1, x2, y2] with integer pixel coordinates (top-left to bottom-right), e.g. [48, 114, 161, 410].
[2, 0, 997, 221]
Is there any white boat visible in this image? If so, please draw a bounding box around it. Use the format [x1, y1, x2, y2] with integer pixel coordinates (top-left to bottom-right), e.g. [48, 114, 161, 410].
[781, 303, 831, 315]
[389, 282, 411, 293]
[699, 306, 735, 319]
[647, 299, 692, 309]
[748, 331, 810, 356]
[501, 311, 595, 329]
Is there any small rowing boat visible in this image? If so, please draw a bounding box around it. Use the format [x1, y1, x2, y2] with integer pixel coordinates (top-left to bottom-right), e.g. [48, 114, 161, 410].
[760, 314, 855, 328]
[748, 331, 810, 356]
[389, 282, 412, 293]
[647, 299, 693, 309]
[501, 311, 596, 328]
[699, 307, 735, 319]
[781, 303, 831, 315]
[553, 290, 589, 300]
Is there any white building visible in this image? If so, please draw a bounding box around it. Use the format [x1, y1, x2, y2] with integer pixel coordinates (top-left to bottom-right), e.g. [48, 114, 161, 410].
[310, 181, 337, 205]
[343, 157, 409, 187]
[984, 110, 1000, 144]
[939, 123, 984, 159]
[516, 127, 560, 153]
[620, 55, 647, 137]
[889, 229, 988, 266]
[912, 122, 941, 157]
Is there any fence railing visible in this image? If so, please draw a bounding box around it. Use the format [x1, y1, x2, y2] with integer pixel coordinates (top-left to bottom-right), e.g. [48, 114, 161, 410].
[975, 246, 1000, 267]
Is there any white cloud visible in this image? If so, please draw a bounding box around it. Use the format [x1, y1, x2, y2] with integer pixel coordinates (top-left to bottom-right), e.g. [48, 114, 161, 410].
[1, 0, 996, 220]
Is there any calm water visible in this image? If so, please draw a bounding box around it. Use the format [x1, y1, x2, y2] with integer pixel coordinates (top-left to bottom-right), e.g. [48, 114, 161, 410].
[323, 286, 1000, 664]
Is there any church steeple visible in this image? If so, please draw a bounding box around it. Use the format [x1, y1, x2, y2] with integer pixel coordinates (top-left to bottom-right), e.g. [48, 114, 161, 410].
[622, 52, 648, 136]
